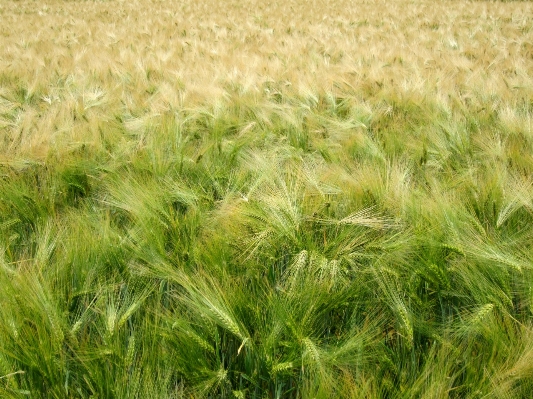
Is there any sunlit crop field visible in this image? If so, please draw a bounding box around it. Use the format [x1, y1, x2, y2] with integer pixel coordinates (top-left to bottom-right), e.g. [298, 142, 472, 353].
[1, 0, 533, 397]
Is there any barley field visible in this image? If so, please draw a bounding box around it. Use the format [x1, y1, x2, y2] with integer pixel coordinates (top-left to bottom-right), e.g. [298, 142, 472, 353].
[1, 0, 533, 397]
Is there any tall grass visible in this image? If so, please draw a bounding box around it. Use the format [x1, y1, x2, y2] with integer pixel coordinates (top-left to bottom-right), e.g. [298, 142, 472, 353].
[1, 0, 533, 397]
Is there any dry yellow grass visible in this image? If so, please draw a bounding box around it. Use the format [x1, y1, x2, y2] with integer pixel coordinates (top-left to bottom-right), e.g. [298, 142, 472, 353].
[1, 0, 532, 159]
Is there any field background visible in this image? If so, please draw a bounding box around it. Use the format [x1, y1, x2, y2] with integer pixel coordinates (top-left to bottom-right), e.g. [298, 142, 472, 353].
[1, 0, 533, 397]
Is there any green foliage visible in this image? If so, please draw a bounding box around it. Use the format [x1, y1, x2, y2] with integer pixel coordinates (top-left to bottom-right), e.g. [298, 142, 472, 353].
[1, 90, 533, 398]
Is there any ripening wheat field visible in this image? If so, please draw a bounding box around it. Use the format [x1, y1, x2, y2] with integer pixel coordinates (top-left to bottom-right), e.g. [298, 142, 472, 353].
[1, 0, 533, 397]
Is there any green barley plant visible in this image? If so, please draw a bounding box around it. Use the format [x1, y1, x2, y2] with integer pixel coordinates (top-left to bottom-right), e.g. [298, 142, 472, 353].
[1, 0, 533, 397]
